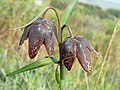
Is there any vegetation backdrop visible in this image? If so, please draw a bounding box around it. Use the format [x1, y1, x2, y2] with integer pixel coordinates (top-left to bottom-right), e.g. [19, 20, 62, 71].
[0, 0, 120, 90]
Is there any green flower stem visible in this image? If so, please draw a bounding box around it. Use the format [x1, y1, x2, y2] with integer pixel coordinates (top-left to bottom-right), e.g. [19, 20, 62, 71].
[61, 24, 73, 37]
[59, 42, 65, 81]
[60, 64, 65, 80]
[41, 6, 64, 89]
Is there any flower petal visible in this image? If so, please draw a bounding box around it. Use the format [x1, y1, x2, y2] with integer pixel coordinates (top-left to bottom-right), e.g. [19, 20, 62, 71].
[45, 19, 58, 42]
[19, 25, 31, 45]
[76, 41, 92, 73]
[75, 36, 101, 57]
[19, 16, 37, 45]
[63, 57, 75, 71]
[61, 37, 76, 71]
[61, 37, 76, 59]
[43, 29, 54, 56]
[28, 25, 44, 59]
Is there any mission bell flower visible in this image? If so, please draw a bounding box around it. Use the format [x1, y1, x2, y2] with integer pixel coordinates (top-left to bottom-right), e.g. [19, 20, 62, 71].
[61, 36, 101, 72]
[19, 17, 57, 59]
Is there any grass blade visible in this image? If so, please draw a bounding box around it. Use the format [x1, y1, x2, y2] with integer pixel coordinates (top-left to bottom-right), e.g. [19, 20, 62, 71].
[62, 0, 78, 26]
[55, 65, 60, 84]
[6, 57, 58, 76]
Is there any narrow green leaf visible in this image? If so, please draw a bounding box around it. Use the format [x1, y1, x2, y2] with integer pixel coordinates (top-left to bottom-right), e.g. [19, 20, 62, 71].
[46, 80, 52, 90]
[6, 57, 58, 76]
[55, 65, 60, 84]
[50, 57, 59, 63]
[62, 0, 78, 26]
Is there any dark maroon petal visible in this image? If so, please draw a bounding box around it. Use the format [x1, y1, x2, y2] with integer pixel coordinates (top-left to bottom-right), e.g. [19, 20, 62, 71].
[61, 37, 76, 71]
[63, 57, 75, 71]
[36, 24, 46, 40]
[45, 19, 58, 42]
[19, 16, 40, 45]
[76, 41, 92, 73]
[19, 26, 31, 45]
[28, 25, 44, 59]
[61, 37, 76, 60]
[43, 29, 54, 56]
[20, 17, 57, 58]
[75, 36, 101, 57]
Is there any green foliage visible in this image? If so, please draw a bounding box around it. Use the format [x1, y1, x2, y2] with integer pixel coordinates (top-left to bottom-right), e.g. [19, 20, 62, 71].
[55, 65, 60, 84]
[107, 9, 120, 17]
[6, 57, 58, 76]
[62, 0, 78, 26]
[0, 0, 120, 90]
[50, 0, 70, 10]
[79, 3, 111, 19]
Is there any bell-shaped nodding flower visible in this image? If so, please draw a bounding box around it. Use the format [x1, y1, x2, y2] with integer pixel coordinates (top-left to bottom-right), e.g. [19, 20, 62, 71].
[19, 17, 57, 59]
[61, 36, 101, 73]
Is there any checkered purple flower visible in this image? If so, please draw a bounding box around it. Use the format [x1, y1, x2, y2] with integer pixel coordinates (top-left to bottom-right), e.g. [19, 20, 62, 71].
[61, 36, 100, 72]
[19, 17, 57, 59]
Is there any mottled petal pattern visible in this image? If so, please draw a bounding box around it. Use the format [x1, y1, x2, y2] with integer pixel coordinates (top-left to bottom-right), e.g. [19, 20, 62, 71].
[63, 57, 75, 71]
[61, 37, 76, 70]
[74, 36, 101, 57]
[28, 26, 43, 59]
[45, 19, 58, 41]
[43, 29, 54, 56]
[61, 36, 100, 72]
[76, 41, 92, 72]
[19, 17, 57, 59]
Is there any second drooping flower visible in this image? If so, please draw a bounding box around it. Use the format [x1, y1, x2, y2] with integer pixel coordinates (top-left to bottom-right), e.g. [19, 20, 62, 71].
[61, 36, 101, 72]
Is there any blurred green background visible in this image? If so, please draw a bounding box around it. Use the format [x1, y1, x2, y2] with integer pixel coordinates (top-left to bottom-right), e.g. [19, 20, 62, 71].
[0, 0, 120, 90]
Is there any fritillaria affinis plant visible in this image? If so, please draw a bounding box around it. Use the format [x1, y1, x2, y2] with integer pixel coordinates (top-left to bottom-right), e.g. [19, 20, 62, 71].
[6, 0, 101, 89]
